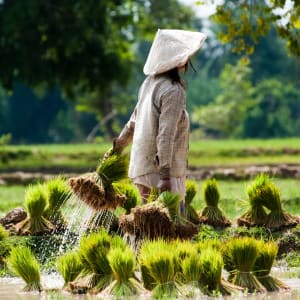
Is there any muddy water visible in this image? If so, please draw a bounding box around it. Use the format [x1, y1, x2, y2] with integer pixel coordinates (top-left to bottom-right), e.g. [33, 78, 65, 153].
[1, 275, 300, 300]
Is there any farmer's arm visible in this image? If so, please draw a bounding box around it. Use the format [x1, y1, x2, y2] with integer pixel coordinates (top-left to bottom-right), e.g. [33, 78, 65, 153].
[113, 109, 136, 153]
[156, 85, 185, 180]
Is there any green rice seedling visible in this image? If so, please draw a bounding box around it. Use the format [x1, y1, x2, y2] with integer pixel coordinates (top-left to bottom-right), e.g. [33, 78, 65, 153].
[70, 228, 113, 293]
[57, 251, 83, 288]
[6, 245, 42, 292]
[185, 180, 200, 224]
[195, 238, 222, 253]
[147, 187, 160, 203]
[158, 191, 198, 239]
[44, 176, 71, 228]
[0, 224, 8, 241]
[237, 174, 269, 227]
[253, 240, 290, 291]
[147, 250, 179, 299]
[113, 182, 140, 214]
[138, 239, 171, 291]
[223, 237, 266, 293]
[260, 181, 298, 231]
[198, 247, 242, 296]
[15, 183, 55, 235]
[103, 246, 146, 298]
[172, 239, 197, 277]
[68, 154, 128, 211]
[200, 179, 231, 228]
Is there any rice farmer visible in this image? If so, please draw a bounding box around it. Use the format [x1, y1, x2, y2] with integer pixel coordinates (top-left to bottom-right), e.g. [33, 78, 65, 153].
[105, 29, 207, 214]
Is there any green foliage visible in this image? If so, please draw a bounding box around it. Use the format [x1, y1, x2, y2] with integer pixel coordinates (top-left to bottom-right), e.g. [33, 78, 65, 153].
[193, 59, 253, 137]
[211, 0, 300, 57]
[24, 184, 48, 218]
[0, 224, 8, 241]
[158, 191, 181, 220]
[57, 251, 83, 286]
[203, 178, 220, 207]
[6, 245, 42, 292]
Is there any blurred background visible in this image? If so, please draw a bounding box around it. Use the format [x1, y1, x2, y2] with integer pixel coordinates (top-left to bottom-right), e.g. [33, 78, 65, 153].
[0, 0, 299, 144]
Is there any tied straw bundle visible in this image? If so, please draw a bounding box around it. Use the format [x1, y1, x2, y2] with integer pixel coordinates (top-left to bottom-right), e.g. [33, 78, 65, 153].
[68, 154, 128, 211]
[199, 179, 231, 228]
[253, 240, 289, 292]
[237, 174, 270, 227]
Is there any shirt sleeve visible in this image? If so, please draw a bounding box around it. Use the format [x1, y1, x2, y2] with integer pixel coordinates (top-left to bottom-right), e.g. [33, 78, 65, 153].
[156, 84, 185, 177]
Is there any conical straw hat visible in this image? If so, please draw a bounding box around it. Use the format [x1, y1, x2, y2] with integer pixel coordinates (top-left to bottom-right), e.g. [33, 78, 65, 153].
[143, 29, 207, 76]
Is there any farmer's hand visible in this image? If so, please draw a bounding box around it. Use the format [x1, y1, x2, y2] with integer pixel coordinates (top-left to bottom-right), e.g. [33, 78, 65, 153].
[102, 138, 123, 161]
[157, 178, 171, 193]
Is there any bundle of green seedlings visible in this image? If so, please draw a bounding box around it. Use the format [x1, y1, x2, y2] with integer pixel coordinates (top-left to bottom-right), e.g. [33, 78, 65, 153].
[68, 228, 115, 293]
[184, 180, 201, 224]
[119, 194, 176, 240]
[43, 176, 71, 231]
[101, 245, 147, 298]
[138, 239, 181, 299]
[113, 181, 140, 214]
[68, 154, 128, 211]
[15, 183, 55, 235]
[6, 245, 42, 292]
[199, 178, 231, 228]
[253, 240, 289, 292]
[158, 191, 198, 239]
[237, 174, 270, 227]
[182, 246, 243, 297]
[222, 237, 266, 293]
[259, 179, 299, 231]
[57, 251, 83, 290]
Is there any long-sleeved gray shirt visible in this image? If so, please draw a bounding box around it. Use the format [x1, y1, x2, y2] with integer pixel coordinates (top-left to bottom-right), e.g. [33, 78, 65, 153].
[118, 74, 189, 179]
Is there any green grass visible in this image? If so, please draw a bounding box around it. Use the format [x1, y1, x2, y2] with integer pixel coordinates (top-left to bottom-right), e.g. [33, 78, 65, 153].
[1, 138, 300, 170]
[0, 185, 25, 217]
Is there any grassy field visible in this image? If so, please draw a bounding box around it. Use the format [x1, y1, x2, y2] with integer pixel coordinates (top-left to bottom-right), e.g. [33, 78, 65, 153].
[1, 178, 300, 221]
[1, 138, 300, 171]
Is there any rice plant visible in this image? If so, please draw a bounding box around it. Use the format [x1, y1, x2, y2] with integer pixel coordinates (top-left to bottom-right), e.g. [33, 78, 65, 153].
[57, 251, 83, 287]
[185, 180, 200, 224]
[113, 182, 140, 214]
[253, 240, 290, 291]
[158, 191, 198, 239]
[44, 176, 71, 228]
[6, 245, 42, 292]
[15, 183, 55, 235]
[200, 178, 231, 228]
[261, 181, 298, 230]
[68, 154, 128, 211]
[223, 237, 266, 293]
[70, 228, 113, 293]
[237, 174, 270, 227]
[103, 246, 146, 298]
[138, 239, 172, 291]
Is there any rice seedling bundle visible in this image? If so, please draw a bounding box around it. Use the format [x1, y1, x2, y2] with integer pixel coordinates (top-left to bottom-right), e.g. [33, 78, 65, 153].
[70, 229, 113, 293]
[57, 251, 83, 287]
[253, 240, 290, 291]
[159, 191, 199, 239]
[223, 237, 266, 293]
[44, 176, 71, 229]
[237, 174, 270, 227]
[113, 182, 140, 214]
[260, 181, 298, 230]
[15, 183, 55, 235]
[68, 154, 128, 211]
[121, 200, 176, 240]
[184, 180, 201, 224]
[200, 179, 231, 228]
[146, 250, 179, 299]
[198, 247, 243, 296]
[103, 246, 146, 298]
[138, 239, 171, 291]
[6, 245, 42, 292]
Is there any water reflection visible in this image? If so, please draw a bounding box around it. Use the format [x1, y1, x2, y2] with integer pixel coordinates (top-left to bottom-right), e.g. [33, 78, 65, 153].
[1, 276, 300, 300]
